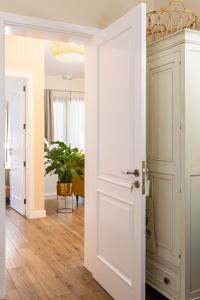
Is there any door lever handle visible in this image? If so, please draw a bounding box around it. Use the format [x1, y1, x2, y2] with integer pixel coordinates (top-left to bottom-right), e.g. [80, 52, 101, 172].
[121, 169, 140, 177]
[130, 180, 140, 192]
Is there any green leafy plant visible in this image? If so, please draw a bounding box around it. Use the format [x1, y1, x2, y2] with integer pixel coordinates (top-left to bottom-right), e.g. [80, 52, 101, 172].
[44, 141, 84, 183]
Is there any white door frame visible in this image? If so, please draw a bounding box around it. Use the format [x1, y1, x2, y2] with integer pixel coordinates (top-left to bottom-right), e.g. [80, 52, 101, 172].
[6, 72, 33, 218]
[0, 12, 99, 299]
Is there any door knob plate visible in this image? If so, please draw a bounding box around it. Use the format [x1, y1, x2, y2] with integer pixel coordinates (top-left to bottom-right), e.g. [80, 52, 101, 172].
[133, 180, 140, 189]
[130, 180, 140, 192]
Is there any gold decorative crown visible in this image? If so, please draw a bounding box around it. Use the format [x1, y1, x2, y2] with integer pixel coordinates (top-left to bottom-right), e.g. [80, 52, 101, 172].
[147, 0, 198, 44]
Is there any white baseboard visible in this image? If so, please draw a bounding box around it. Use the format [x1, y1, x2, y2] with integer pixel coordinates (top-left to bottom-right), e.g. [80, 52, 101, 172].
[44, 193, 57, 200]
[29, 210, 46, 219]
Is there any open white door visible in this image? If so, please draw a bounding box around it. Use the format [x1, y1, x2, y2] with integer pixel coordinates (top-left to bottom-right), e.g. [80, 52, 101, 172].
[85, 3, 146, 300]
[6, 77, 26, 216]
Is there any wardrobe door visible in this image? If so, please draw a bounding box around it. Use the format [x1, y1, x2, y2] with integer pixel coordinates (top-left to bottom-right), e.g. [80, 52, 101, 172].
[147, 52, 182, 267]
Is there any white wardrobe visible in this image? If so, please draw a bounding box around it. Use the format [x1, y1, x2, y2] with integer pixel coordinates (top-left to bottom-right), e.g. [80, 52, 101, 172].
[146, 29, 200, 300]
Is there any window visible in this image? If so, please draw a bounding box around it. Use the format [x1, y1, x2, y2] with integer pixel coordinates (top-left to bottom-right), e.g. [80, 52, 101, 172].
[52, 91, 85, 150]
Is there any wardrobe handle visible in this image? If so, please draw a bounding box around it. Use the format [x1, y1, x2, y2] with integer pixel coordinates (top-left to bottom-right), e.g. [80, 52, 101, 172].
[164, 277, 170, 285]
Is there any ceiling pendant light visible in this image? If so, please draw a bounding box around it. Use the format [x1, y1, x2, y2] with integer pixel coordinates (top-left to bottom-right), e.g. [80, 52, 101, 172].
[49, 41, 85, 63]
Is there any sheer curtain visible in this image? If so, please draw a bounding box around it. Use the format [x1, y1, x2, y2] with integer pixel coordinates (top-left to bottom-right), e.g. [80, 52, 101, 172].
[52, 91, 85, 150]
[44, 90, 54, 144]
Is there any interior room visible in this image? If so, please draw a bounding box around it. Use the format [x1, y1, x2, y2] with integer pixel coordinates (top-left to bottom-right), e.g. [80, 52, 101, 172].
[1, 1, 200, 300]
[5, 32, 85, 212]
[43, 40, 85, 209]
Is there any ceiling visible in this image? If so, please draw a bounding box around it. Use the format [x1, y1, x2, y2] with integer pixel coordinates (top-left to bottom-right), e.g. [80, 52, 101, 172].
[0, 0, 155, 28]
[44, 40, 84, 78]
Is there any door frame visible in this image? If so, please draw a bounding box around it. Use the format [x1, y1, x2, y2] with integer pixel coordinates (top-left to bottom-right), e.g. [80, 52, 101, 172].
[6, 72, 33, 218]
[0, 12, 99, 299]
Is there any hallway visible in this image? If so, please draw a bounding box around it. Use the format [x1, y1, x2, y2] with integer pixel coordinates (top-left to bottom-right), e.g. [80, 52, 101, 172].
[5, 200, 166, 299]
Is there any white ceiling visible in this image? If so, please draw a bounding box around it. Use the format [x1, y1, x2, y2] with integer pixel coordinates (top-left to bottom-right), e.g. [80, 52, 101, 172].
[44, 40, 84, 78]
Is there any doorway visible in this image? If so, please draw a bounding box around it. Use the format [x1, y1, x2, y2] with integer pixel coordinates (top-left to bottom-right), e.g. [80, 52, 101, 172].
[2, 15, 92, 296]
[0, 15, 96, 300]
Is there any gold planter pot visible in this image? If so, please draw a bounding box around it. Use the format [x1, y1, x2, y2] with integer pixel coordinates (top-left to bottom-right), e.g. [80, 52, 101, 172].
[57, 182, 72, 196]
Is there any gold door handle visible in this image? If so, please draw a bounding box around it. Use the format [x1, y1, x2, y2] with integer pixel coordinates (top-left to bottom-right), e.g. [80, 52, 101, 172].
[130, 180, 140, 192]
[122, 169, 140, 177]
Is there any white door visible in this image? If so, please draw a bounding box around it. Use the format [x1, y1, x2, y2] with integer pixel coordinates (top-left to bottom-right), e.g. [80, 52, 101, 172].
[6, 77, 26, 216]
[85, 3, 146, 300]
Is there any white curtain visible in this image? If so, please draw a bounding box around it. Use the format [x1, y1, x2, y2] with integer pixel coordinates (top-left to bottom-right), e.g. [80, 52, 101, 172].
[52, 91, 85, 150]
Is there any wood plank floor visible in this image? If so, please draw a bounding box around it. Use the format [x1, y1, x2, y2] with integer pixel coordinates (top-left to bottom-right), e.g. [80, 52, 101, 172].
[6, 199, 167, 300]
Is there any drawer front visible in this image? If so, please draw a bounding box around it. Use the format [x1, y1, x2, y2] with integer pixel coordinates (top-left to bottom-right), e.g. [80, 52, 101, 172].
[146, 260, 181, 299]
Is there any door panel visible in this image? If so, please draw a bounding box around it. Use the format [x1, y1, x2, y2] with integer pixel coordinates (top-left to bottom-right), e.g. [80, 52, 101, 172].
[6, 77, 26, 216]
[98, 28, 134, 181]
[85, 4, 146, 300]
[97, 191, 133, 284]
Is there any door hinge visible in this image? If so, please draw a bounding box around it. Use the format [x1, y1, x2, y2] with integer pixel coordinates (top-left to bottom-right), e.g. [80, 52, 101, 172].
[23, 123, 26, 130]
[23, 85, 26, 92]
[23, 161, 26, 167]
[24, 198, 26, 205]
[179, 60, 181, 65]
[179, 188, 182, 193]
[142, 161, 146, 195]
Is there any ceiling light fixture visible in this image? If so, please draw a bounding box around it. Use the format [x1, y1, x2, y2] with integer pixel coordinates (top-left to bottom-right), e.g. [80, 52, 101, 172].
[50, 41, 85, 63]
[62, 75, 73, 80]
[5, 26, 12, 35]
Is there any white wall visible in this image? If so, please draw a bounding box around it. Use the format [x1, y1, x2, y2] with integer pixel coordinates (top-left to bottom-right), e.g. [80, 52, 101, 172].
[44, 173, 57, 200]
[44, 75, 84, 199]
[45, 75, 84, 92]
[5, 35, 45, 213]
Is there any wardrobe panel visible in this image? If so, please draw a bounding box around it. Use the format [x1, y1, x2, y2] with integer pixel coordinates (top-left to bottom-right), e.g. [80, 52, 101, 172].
[150, 173, 181, 267]
[149, 64, 173, 163]
[147, 51, 181, 270]
[188, 49, 200, 172]
[190, 175, 200, 295]
[152, 175, 173, 250]
[147, 29, 200, 300]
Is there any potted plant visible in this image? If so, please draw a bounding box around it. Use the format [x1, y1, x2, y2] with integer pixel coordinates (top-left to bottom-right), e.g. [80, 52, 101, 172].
[44, 141, 84, 197]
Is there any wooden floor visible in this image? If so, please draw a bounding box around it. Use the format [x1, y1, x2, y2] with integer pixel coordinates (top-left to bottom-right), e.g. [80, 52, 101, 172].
[6, 199, 167, 300]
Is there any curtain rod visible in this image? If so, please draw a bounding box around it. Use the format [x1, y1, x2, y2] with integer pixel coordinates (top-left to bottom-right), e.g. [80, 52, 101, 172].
[46, 88, 84, 94]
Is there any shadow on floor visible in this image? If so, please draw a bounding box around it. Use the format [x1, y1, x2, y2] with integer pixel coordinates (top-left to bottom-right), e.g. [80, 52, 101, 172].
[146, 285, 168, 300]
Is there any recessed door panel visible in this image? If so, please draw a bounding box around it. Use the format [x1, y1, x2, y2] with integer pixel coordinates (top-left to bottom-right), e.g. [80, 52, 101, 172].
[150, 65, 173, 163]
[97, 192, 133, 285]
[98, 29, 134, 182]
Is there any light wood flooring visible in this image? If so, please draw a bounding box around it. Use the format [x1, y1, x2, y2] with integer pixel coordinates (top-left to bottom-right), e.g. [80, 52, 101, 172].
[6, 199, 167, 300]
